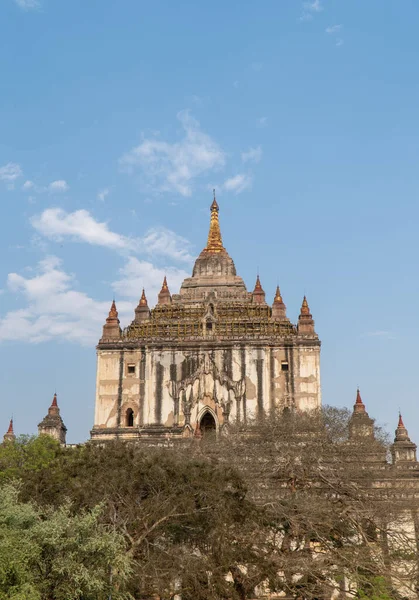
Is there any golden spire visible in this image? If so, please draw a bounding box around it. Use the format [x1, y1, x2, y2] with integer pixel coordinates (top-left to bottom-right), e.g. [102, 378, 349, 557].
[161, 276, 169, 292]
[106, 300, 119, 323]
[254, 275, 263, 292]
[205, 190, 224, 253]
[139, 288, 148, 306]
[274, 285, 283, 303]
[300, 295, 311, 316]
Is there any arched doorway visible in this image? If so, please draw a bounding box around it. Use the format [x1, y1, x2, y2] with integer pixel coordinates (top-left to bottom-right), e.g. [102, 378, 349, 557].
[200, 411, 216, 436]
[125, 408, 134, 427]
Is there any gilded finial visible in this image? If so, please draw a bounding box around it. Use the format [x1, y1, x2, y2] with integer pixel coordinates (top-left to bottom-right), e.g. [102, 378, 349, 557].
[139, 288, 148, 306]
[254, 275, 263, 292]
[51, 393, 58, 408]
[274, 285, 283, 304]
[6, 418, 13, 434]
[205, 193, 224, 253]
[161, 276, 168, 291]
[108, 300, 119, 320]
[355, 388, 364, 406]
[300, 295, 310, 316]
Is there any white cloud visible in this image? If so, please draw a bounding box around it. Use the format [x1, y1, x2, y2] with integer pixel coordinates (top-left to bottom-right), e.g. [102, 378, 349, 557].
[336, 39, 344, 47]
[141, 227, 194, 263]
[14, 0, 40, 9]
[22, 180, 34, 190]
[223, 174, 252, 195]
[31, 208, 194, 263]
[304, 0, 323, 12]
[0, 163, 23, 182]
[48, 180, 69, 193]
[97, 188, 109, 201]
[326, 24, 342, 34]
[112, 257, 189, 305]
[31, 208, 135, 252]
[257, 117, 268, 127]
[300, 0, 323, 21]
[0, 256, 133, 345]
[241, 146, 262, 164]
[119, 110, 226, 197]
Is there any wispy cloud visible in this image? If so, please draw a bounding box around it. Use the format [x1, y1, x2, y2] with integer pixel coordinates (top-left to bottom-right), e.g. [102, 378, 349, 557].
[97, 188, 110, 202]
[223, 174, 252, 195]
[31, 207, 194, 263]
[257, 117, 268, 128]
[300, 0, 323, 21]
[0, 162, 23, 182]
[326, 24, 344, 46]
[0, 256, 132, 345]
[241, 146, 262, 164]
[326, 24, 342, 34]
[119, 110, 226, 197]
[31, 208, 137, 252]
[112, 257, 189, 305]
[141, 227, 194, 263]
[48, 180, 69, 193]
[14, 0, 40, 10]
[22, 180, 34, 190]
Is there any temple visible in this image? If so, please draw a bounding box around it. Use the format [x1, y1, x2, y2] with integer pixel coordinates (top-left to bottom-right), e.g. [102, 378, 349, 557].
[91, 195, 321, 442]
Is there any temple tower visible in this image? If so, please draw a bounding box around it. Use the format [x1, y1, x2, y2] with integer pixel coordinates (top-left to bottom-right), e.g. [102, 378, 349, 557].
[91, 196, 321, 442]
[3, 419, 15, 443]
[391, 414, 417, 465]
[38, 393, 67, 445]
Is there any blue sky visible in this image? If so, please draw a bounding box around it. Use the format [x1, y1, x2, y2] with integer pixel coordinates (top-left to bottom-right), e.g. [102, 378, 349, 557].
[1, 0, 419, 444]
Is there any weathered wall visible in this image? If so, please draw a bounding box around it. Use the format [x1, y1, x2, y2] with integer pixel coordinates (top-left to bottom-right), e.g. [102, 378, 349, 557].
[93, 341, 321, 439]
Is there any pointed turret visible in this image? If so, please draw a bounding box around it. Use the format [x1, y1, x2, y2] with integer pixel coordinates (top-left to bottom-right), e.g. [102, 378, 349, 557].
[101, 300, 121, 340]
[203, 190, 225, 254]
[391, 413, 417, 464]
[158, 276, 172, 305]
[135, 289, 150, 322]
[297, 295, 315, 334]
[3, 418, 15, 443]
[353, 388, 366, 415]
[349, 388, 374, 438]
[38, 393, 67, 445]
[252, 275, 266, 305]
[271, 285, 288, 320]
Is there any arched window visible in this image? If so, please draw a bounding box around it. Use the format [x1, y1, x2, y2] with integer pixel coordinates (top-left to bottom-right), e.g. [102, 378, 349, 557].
[125, 408, 134, 427]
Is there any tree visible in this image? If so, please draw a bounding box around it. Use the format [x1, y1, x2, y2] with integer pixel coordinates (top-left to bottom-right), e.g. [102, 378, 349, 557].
[0, 435, 61, 482]
[0, 483, 132, 600]
[215, 406, 416, 599]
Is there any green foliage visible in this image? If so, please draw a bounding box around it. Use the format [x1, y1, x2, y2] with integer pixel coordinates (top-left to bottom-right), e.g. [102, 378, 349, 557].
[0, 483, 132, 600]
[0, 435, 61, 481]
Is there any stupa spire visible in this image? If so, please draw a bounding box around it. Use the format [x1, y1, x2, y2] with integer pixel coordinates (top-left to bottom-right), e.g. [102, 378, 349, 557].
[300, 296, 311, 316]
[252, 274, 266, 305]
[272, 285, 288, 320]
[101, 299, 121, 340]
[392, 413, 417, 463]
[135, 288, 150, 322]
[139, 288, 147, 306]
[158, 276, 172, 305]
[205, 191, 224, 253]
[354, 388, 366, 414]
[3, 418, 15, 443]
